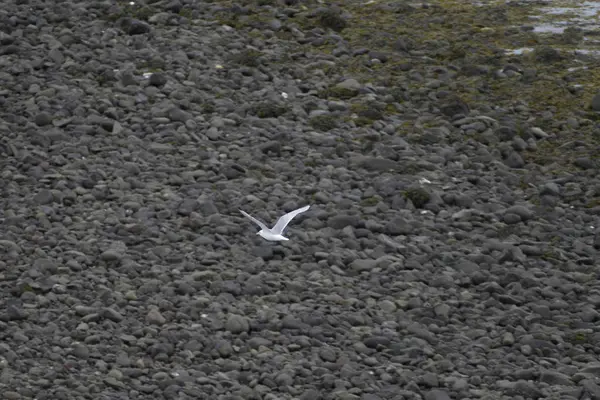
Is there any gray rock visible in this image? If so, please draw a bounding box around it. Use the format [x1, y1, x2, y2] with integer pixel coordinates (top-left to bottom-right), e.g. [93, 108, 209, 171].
[3, 305, 27, 321]
[125, 19, 151, 35]
[503, 213, 522, 224]
[100, 249, 124, 262]
[354, 156, 398, 172]
[225, 314, 249, 334]
[169, 107, 193, 122]
[504, 151, 525, 168]
[513, 380, 544, 399]
[328, 215, 360, 229]
[149, 72, 167, 87]
[421, 372, 439, 387]
[35, 112, 53, 126]
[434, 303, 451, 319]
[540, 369, 573, 386]
[336, 78, 361, 91]
[424, 389, 451, 400]
[453, 259, 480, 274]
[574, 157, 595, 170]
[506, 205, 534, 221]
[33, 258, 57, 274]
[540, 182, 560, 196]
[502, 332, 515, 345]
[581, 379, 600, 399]
[591, 93, 600, 111]
[103, 308, 124, 322]
[146, 307, 166, 325]
[72, 343, 90, 359]
[363, 336, 391, 349]
[33, 189, 54, 205]
[385, 216, 411, 235]
[349, 259, 377, 274]
[319, 347, 337, 362]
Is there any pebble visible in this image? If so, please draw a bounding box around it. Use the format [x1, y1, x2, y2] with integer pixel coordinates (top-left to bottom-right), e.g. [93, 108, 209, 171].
[146, 307, 166, 325]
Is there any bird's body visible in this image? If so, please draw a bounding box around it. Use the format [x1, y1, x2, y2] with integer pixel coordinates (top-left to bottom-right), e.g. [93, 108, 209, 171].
[258, 231, 289, 241]
[240, 205, 310, 241]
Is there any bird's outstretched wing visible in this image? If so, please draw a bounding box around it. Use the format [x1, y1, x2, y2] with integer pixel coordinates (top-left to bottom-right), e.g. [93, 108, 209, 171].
[272, 205, 310, 234]
[240, 210, 269, 230]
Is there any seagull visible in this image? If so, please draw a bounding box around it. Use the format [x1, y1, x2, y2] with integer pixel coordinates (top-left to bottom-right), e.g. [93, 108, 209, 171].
[240, 205, 310, 241]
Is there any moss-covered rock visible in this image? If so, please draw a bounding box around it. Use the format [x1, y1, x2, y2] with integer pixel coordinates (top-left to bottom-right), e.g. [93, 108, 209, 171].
[253, 102, 288, 118]
[230, 49, 264, 67]
[561, 26, 584, 44]
[404, 187, 431, 208]
[532, 46, 563, 63]
[310, 114, 338, 131]
[319, 86, 359, 100]
[318, 9, 347, 32]
[350, 102, 384, 121]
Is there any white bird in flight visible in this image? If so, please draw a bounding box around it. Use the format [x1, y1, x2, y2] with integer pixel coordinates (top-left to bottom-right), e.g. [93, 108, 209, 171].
[240, 205, 310, 241]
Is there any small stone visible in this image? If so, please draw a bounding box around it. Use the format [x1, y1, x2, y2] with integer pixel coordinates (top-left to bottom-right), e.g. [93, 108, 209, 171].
[424, 389, 451, 400]
[363, 336, 391, 349]
[591, 93, 600, 111]
[169, 107, 193, 122]
[540, 182, 560, 196]
[335, 78, 361, 91]
[379, 299, 397, 313]
[72, 343, 90, 359]
[529, 126, 549, 138]
[319, 347, 337, 362]
[104, 376, 125, 389]
[49, 48, 64, 65]
[593, 233, 600, 250]
[356, 157, 398, 172]
[385, 217, 411, 235]
[502, 332, 515, 345]
[513, 379, 543, 399]
[33, 189, 54, 205]
[582, 379, 600, 399]
[149, 72, 167, 87]
[453, 259, 480, 274]
[349, 259, 377, 274]
[5, 305, 27, 321]
[452, 378, 469, 391]
[33, 258, 57, 273]
[504, 151, 525, 168]
[506, 205, 534, 220]
[225, 314, 249, 334]
[108, 368, 123, 380]
[215, 339, 233, 357]
[328, 215, 360, 229]
[127, 19, 151, 35]
[116, 352, 130, 367]
[102, 307, 124, 322]
[503, 213, 521, 224]
[422, 372, 439, 387]
[100, 249, 123, 262]
[34, 112, 52, 126]
[540, 369, 572, 386]
[146, 307, 166, 325]
[512, 136, 527, 151]
[434, 303, 451, 319]
[124, 290, 137, 300]
[574, 157, 594, 170]
[333, 392, 359, 400]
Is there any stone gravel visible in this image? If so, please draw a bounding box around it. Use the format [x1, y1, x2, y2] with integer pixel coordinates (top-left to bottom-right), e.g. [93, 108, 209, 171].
[0, 0, 599, 399]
